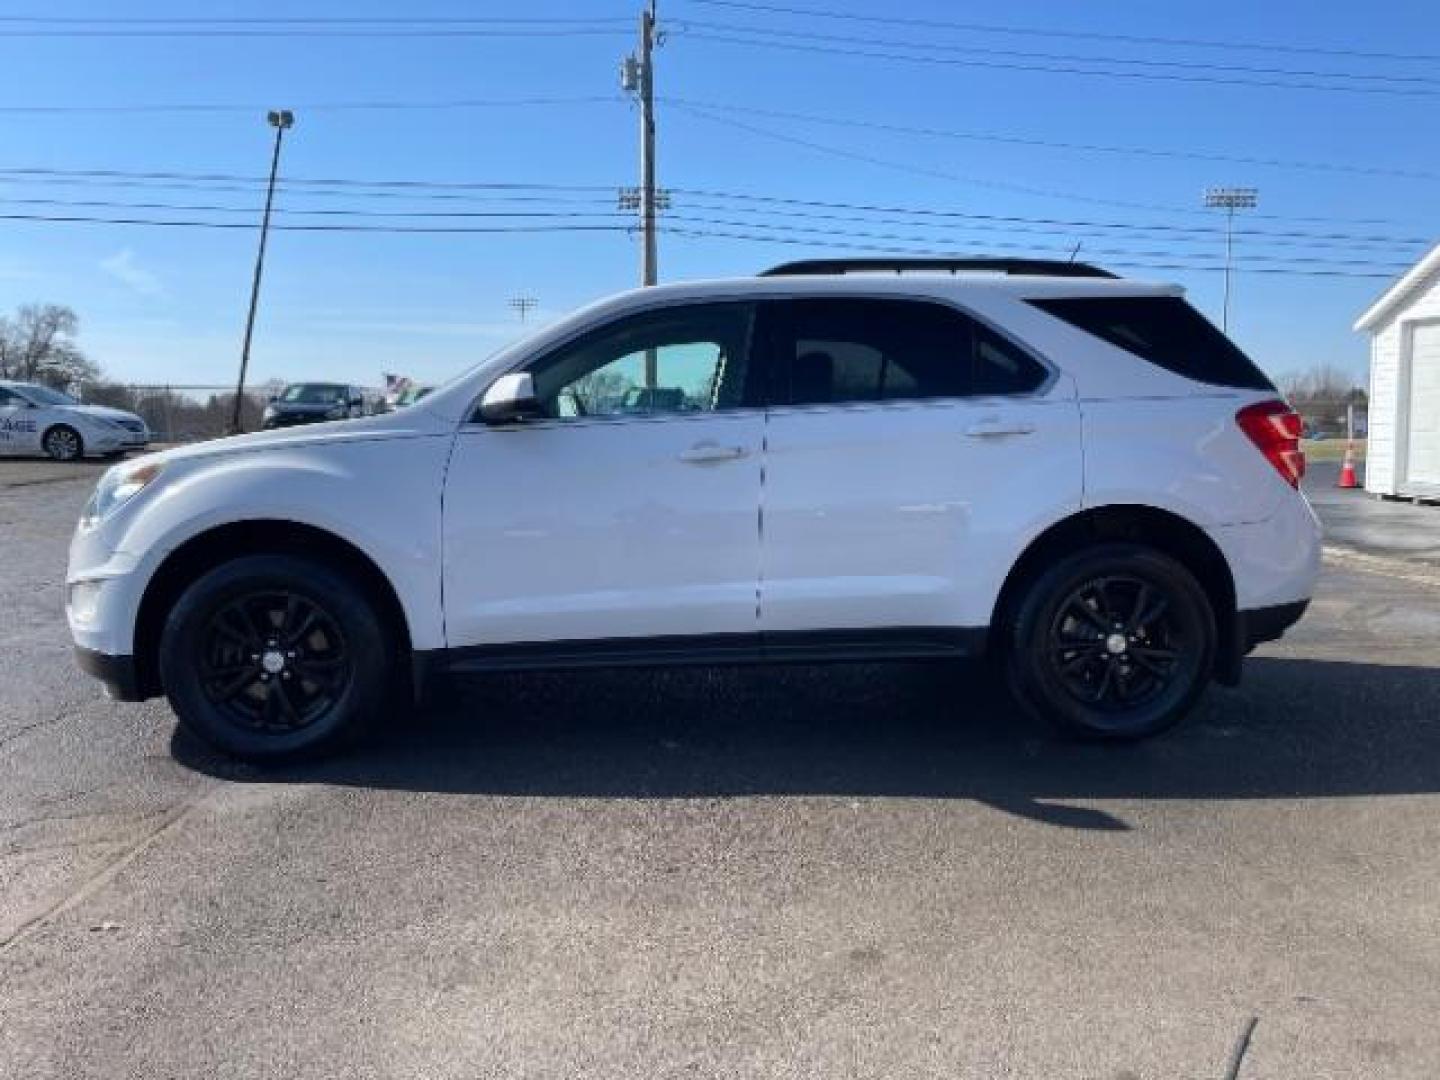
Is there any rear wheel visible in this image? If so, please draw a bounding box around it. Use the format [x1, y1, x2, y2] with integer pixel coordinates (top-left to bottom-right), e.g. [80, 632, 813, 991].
[1003, 543, 1216, 740]
[159, 554, 392, 762]
[42, 425, 83, 461]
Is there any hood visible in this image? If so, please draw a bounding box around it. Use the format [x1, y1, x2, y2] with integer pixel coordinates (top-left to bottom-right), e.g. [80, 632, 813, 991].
[131, 407, 454, 469]
[71, 405, 145, 425]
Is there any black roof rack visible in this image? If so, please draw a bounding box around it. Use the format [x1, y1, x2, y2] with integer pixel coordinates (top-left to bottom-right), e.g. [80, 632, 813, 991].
[760, 257, 1117, 279]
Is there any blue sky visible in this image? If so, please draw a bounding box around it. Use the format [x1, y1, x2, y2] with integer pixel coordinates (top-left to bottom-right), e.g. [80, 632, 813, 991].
[1, 0, 1437, 389]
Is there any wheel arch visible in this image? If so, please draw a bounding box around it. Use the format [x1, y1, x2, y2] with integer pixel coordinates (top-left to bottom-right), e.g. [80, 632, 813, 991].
[132, 519, 414, 700]
[990, 503, 1238, 677]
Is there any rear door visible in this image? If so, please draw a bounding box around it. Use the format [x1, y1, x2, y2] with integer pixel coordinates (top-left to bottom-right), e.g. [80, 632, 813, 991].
[756, 296, 1082, 639]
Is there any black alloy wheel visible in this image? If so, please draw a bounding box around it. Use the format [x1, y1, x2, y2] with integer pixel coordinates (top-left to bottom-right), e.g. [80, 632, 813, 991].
[198, 591, 352, 734]
[1004, 543, 1216, 740]
[160, 554, 392, 762]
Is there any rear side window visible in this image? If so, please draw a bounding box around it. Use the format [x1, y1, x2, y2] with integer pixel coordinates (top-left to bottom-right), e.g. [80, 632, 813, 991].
[1029, 296, 1274, 391]
[761, 298, 1048, 406]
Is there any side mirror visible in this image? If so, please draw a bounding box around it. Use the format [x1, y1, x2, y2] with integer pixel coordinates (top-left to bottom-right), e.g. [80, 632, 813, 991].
[268, 394, 278, 404]
[479, 372, 542, 424]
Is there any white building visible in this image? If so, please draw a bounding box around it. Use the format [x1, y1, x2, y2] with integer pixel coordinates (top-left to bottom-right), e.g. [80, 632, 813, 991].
[1354, 242, 1440, 498]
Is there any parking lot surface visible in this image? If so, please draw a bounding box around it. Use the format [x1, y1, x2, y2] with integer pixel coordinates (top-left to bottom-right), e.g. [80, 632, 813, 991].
[3, 462, 1440, 1078]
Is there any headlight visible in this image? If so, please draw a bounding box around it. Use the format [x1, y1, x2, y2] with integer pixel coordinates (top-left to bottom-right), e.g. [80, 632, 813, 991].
[80, 461, 165, 529]
[262, 405, 277, 419]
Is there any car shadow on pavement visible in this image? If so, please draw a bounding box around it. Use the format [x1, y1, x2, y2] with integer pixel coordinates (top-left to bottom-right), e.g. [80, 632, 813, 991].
[172, 656, 1440, 831]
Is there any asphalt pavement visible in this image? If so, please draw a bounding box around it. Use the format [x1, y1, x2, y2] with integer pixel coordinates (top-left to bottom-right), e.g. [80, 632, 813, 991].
[2, 463, 1439, 1079]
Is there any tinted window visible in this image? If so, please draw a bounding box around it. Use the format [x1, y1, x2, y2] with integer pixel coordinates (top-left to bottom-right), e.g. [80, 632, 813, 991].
[282, 383, 347, 404]
[1029, 296, 1274, 391]
[764, 298, 1046, 406]
[526, 302, 756, 420]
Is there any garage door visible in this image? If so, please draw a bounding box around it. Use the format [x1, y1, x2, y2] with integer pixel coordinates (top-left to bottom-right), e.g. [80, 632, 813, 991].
[1407, 323, 1440, 489]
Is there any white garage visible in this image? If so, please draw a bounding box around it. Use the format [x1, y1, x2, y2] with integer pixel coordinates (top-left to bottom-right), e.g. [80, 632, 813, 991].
[1355, 242, 1440, 498]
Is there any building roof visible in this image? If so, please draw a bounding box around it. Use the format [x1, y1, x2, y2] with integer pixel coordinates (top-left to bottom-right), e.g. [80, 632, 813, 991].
[1354, 240, 1440, 332]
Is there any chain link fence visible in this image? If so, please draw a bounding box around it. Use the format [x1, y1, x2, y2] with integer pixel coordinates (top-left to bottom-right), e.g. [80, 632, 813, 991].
[72, 383, 386, 444]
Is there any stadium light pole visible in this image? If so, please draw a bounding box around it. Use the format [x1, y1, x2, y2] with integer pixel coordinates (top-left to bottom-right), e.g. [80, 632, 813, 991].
[1203, 186, 1258, 332]
[230, 109, 294, 435]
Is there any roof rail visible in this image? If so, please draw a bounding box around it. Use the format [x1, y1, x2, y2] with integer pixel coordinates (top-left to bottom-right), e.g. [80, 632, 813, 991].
[759, 257, 1117, 279]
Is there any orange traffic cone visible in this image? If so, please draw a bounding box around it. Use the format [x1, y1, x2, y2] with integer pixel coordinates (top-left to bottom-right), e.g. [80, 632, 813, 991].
[1338, 441, 1359, 489]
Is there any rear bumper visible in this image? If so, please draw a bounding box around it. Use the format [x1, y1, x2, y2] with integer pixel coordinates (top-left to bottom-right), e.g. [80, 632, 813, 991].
[74, 646, 147, 702]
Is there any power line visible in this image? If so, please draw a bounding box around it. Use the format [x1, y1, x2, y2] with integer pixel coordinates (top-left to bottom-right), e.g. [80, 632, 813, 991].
[665, 97, 1440, 185]
[6, 193, 1421, 255]
[0, 204, 1415, 273]
[3, 194, 1421, 257]
[0, 23, 628, 39]
[0, 211, 633, 235]
[671, 102, 1221, 218]
[680, 29, 1440, 98]
[0, 16, 630, 25]
[681, 0, 1440, 64]
[660, 214, 1413, 272]
[660, 225, 1406, 280]
[0, 95, 621, 115]
[680, 18, 1440, 89]
[1, 165, 1430, 241]
[671, 104, 1433, 228]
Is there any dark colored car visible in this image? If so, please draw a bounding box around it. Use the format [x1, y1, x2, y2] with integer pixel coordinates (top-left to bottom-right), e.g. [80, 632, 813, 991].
[261, 383, 367, 430]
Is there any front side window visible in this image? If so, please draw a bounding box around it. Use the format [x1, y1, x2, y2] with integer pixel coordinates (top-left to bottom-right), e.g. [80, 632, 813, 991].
[527, 302, 756, 420]
[17, 384, 78, 407]
[762, 297, 1046, 407]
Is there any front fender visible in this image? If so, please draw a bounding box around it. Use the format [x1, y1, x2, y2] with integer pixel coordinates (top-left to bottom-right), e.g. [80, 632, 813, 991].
[74, 435, 452, 654]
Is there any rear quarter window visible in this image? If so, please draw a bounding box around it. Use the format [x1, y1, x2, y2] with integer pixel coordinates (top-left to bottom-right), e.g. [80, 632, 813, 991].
[1029, 296, 1274, 391]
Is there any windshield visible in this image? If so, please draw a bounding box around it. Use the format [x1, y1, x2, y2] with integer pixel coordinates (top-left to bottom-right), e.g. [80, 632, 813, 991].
[17, 384, 79, 406]
[281, 383, 347, 404]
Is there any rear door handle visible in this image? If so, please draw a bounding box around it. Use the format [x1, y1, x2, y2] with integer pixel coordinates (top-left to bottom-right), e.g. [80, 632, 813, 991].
[964, 418, 1036, 438]
[679, 441, 749, 464]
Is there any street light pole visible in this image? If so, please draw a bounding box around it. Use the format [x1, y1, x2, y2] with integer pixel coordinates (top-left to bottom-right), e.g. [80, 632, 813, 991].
[230, 109, 294, 435]
[1203, 186, 1258, 333]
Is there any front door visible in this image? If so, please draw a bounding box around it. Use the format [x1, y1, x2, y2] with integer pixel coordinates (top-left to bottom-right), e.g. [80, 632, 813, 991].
[755, 295, 1082, 639]
[0, 387, 41, 456]
[442, 301, 765, 651]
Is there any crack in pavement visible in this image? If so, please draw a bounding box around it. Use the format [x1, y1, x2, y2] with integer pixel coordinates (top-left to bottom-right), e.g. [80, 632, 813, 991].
[0, 785, 217, 954]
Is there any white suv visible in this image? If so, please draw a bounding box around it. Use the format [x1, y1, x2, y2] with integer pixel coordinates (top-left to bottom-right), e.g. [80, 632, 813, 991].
[66, 259, 1320, 762]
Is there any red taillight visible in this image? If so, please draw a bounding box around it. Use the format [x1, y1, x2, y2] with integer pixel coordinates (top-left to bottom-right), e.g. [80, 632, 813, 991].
[1236, 400, 1305, 488]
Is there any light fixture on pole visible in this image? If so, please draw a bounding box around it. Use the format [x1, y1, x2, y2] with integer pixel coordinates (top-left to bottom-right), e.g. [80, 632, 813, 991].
[1203, 186, 1258, 332]
[230, 108, 294, 435]
[508, 295, 538, 323]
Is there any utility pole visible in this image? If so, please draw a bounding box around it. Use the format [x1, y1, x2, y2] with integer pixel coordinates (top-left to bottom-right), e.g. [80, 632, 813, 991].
[1203, 186, 1258, 332]
[508, 295, 538, 323]
[230, 109, 294, 435]
[622, 2, 659, 385]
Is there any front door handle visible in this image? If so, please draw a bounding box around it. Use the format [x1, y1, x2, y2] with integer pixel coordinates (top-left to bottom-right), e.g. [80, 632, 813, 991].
[679, 441, 749, 464]
[964, 418, 1036, 438]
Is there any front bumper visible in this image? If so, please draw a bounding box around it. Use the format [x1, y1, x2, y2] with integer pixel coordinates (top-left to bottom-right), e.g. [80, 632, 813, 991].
[74, 646, 146, 702]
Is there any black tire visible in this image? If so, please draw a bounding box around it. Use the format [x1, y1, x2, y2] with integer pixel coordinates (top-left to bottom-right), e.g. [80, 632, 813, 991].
[1002, 543, 1216, 741]
[42, 424, 83, 462]
[158, 554, 393, 762]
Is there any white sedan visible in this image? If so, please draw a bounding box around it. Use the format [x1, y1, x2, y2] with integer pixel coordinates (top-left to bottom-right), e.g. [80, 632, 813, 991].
[0, 380, 150, 461]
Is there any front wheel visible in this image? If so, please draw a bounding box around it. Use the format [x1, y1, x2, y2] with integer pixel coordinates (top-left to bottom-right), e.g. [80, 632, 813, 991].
[159, 554, 393, 762]
[1002, 543, 1216, 740]
[42, 425, 83, 461]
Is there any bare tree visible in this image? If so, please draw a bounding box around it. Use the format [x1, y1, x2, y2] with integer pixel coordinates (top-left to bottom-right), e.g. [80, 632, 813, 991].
[0, 303, 97, 387]
[1276, 363, 1367, 435]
